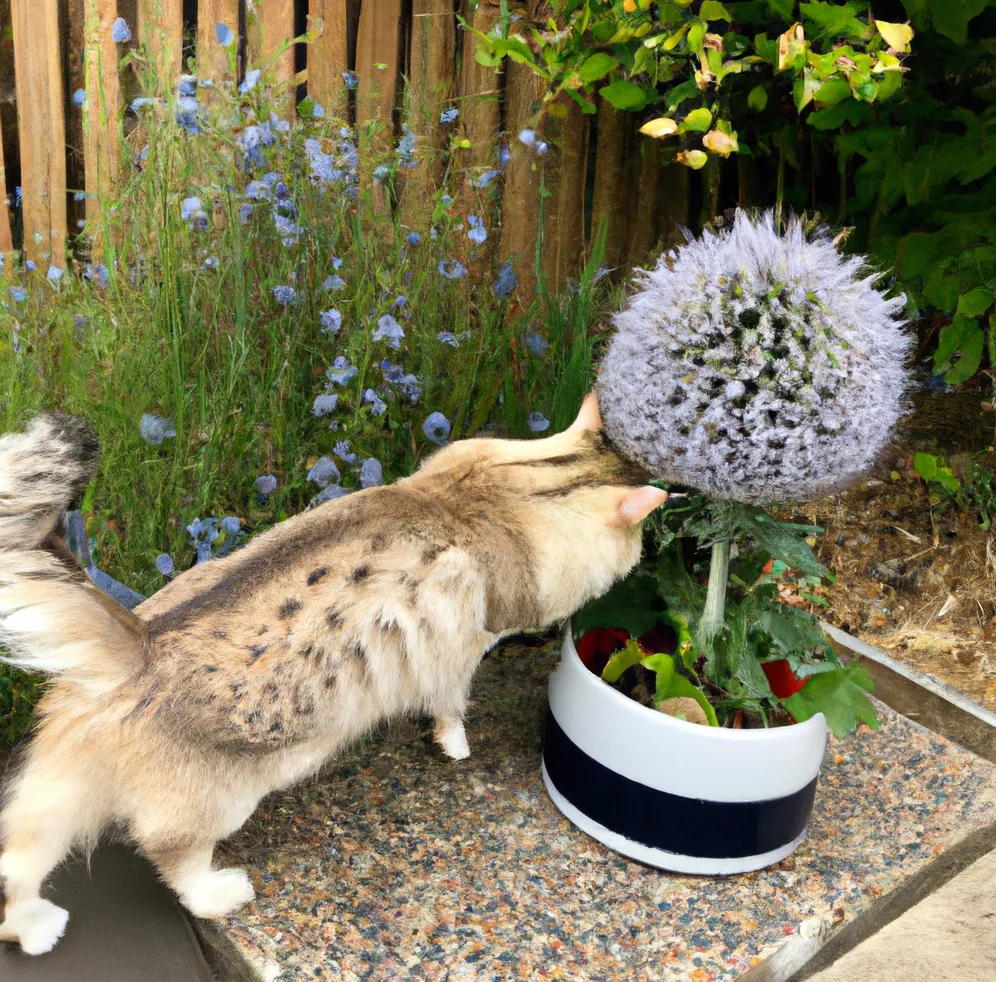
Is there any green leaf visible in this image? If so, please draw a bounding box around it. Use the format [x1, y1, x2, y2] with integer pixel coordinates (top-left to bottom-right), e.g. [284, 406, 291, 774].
[642, 653, 719, 725]
[601, 639, 648, 684]
[699, 1, 732, 21]
[808, 100, 873, 131]
[578, 52, 619, 84]
[914, 452, 938, 482]
[747, 85, 768, 111]
[782, 663, 878, 737]
[573, 568, 664, 639]
[945, 325, 985, 384]
[599, 79, 649, 110]
[680, 107, 713, 132]
[957, 287, 995, 318]
[813, 78, 852, 106]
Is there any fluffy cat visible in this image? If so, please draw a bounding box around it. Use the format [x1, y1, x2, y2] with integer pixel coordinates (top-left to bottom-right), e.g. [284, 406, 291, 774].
[0, 396, 666, 954]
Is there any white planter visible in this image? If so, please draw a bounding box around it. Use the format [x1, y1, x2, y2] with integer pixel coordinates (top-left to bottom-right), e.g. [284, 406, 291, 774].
[542, 624, 828, 875]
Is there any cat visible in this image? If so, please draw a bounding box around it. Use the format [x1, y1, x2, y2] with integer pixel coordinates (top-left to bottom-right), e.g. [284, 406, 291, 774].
[0, 395, 666, 955]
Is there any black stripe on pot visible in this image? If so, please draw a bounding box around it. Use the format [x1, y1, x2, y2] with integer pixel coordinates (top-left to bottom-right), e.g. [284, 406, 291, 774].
[543, 710, 818, 860]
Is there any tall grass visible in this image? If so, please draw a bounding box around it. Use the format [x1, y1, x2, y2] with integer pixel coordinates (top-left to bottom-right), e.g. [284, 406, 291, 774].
[0, 46, 617, 742]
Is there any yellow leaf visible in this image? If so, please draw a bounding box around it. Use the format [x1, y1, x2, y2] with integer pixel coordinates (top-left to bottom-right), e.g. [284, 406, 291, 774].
[703, 129, 738, 156]
[677, 150, 708, 170]
[777, 22, 805, 72]
[639, 117, 678, 138]
[876, 19, 913, 54]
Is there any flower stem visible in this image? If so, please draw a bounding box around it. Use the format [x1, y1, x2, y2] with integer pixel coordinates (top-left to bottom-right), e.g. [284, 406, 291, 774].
[699, 539, 731, 643]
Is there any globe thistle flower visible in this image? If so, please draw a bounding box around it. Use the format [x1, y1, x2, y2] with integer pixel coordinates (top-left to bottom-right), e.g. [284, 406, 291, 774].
[597, 212, 910, 505]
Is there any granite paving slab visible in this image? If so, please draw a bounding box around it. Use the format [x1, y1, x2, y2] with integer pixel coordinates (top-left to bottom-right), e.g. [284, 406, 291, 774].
[205, 639, 996, 982]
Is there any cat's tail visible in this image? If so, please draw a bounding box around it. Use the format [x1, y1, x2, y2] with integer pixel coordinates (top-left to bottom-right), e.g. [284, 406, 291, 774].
[0, 413, 146, 692]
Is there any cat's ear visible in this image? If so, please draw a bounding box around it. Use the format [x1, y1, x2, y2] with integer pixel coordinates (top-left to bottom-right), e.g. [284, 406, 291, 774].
[568, 392, 602, 433]
[608, 486, 669, 528]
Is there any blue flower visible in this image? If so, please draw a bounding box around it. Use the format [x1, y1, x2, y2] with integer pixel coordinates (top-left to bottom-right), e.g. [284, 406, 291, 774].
[438, 259, 467, 280]
[187, 517, 220, 563]
[493, 262, 517, 299]
[373, 314, 404, 348]
[130, 97, 155, 113]
[220, 517, 241, 535]
[308, 456, 340, 488]
[46, 265, 64, 283]
[334, 440, 358, 464]
[320, 309, 342, 334]
[363, 389, 387, 416]
[518, 129, 536, 147]
[239, 203, 254, 224]
[178, 76, 197, 97]
[273, 214, 300, 247]
[475, 169, 500, 189]
[181, 196, 202, 222]
[140, 413, 176, 445]
[423, 412, 451, 446]
[440, 107, 459, 124]
[313, 394, 339, 417]
[467, 215, 487, 244]
[111, 17, 131, 42]
[25, 261, 35, 271]
[216, 22, 234, 46]
[499, 143, 510, 170]
[155, 554, 174, 577]
[405, 231, 421, 247]
[396, 130, 417, 168]
[359, 458, 384, 488]
[240, 69, 261, 94]
[272, 285, 296, 306]
[312, 101, 325, 118]
[327, 357, 358, 386]
[373, 165, 391, 183]
[9, 286, 26, 303]
[310, 484, 349, 507]
[331, 256, 343, 268]
[342, 71, 359, 90]
[323, 273, 346, 291]
[380, 361, 422, 403]
[528, 412, 550, 432]
[437, 331, 457, 347]
[176, 96, 201, 133]
[74, 314, 90, 329]
[525, 332, 549, 356]
[253, 475, 277, 495]
[73, 89, 85, 107]
[393, 294, 407, 310]
[245, 181, 271, 200]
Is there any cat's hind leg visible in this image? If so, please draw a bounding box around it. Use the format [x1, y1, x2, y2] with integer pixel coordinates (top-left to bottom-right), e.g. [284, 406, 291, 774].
[433, 712, 471, 760]
[144, 839, 255, 919]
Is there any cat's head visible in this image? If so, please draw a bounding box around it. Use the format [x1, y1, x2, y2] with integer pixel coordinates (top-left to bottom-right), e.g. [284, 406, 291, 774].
[412, 394, 667, 632]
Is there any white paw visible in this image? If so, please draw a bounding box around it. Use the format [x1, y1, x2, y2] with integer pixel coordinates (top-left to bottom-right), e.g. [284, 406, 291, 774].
[436, 724, 471, 761]
[179, 867, 255, 919]
[0, 898, 70, 955]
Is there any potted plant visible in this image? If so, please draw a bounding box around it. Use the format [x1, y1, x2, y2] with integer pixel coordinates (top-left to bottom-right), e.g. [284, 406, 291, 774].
[542, 212, 910, 873]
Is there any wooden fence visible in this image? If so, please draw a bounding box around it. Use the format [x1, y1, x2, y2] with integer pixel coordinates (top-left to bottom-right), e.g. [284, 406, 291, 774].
[0, 0, 695, 289]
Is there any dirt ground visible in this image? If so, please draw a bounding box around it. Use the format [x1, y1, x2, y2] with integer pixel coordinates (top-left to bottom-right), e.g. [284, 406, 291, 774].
[787, 379, 996, 713]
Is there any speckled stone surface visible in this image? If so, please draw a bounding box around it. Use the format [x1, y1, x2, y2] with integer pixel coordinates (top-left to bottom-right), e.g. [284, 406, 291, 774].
[210, 640, 996, 982]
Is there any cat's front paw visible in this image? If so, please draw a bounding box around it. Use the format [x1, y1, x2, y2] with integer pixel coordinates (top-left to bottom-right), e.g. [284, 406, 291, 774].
[434, 717, 471, 760]
[179, 867, 255, 919]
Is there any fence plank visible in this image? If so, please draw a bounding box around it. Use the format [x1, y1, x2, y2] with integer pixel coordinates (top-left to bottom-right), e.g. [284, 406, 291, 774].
[498, 59, 544, 303]
[355, 0, 401, 128]
[83, 0, 122, 244]
[138, 0, 184, 86]
[308, 0, 349, 113]
[399, 0, 455, 227]
[0, 116, 12, 257]
[197, 0, 239, 83]
[12, 0, 68, 266]
[591, 102, 628, 271]
[248, 0, 297, 94]
[538, 98, 589, 295]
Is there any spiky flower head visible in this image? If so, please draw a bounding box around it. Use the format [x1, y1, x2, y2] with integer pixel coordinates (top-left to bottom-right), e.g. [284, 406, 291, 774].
[597, 212, 910, 504]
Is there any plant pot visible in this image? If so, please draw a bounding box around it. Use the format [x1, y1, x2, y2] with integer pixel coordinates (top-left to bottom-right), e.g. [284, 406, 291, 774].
[541, 623, 828, 875]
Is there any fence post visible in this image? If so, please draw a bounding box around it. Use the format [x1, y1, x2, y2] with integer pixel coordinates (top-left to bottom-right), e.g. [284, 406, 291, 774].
[138, 0, 184, 87]
[399, 0, 455, 228]
[308, 0, 348, 114]
[11, 0, 68, 267]
[197, 0, 240, 84]
[0, 122, 12, 260]
[248, 0, 298, 115]
[83, 0, 122, 254]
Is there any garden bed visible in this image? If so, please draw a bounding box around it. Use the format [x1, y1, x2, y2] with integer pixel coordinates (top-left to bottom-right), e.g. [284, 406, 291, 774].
[779, 381, 996, 715]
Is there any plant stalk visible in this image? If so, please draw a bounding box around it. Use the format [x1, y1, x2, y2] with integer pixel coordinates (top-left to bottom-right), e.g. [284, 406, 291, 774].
[699, 539, 731, 643]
